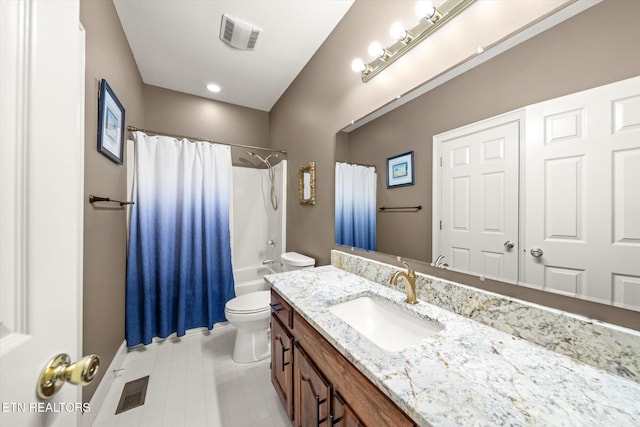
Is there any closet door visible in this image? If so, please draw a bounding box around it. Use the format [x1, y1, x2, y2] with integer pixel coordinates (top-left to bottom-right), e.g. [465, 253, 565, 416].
[436, 114, 520, 282]
[523, 76, 640, 309]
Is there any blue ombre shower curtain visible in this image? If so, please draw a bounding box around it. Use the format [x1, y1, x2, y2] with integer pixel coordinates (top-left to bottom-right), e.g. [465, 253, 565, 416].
[335, 162, 377, 251]
[126, 132, 235, 347]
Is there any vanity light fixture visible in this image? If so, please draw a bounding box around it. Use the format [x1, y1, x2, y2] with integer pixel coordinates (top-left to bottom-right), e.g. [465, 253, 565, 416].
[389, 22, 414, 43]
[352, 0, 476, 82]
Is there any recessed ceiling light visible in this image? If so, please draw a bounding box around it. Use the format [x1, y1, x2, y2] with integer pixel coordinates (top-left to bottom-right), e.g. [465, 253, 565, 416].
[206, 83, 221, 93]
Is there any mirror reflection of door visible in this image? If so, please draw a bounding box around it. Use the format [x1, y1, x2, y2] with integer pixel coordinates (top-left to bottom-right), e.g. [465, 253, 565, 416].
[523, 76, 640, 309]
[435, 114, 520, 282]
[433, 76, 640, 309]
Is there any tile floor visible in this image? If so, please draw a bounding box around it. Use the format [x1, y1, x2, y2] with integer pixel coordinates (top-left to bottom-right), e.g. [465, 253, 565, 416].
[92, 325, 290, 427]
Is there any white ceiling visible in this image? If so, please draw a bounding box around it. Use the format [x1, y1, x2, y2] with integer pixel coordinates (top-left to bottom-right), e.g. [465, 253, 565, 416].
[114, 0, 354, 112]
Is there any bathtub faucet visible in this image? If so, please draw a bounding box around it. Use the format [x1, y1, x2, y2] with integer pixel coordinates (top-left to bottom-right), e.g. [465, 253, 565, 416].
[262, 259, 276, 265]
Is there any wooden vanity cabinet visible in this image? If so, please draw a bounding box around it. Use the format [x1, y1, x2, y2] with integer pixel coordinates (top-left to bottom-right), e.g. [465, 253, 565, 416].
[331, 390, 365, 427]
[293, 341, 331, 427]
[271, 292, 294, 419]
[270, 289, 416, 427]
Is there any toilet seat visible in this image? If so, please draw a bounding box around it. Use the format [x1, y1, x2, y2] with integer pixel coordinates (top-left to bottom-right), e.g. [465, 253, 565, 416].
[225, 290, 270, 314]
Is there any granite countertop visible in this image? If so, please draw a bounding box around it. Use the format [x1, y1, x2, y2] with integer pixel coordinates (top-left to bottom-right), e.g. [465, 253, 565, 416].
[265, 266, 640, 427]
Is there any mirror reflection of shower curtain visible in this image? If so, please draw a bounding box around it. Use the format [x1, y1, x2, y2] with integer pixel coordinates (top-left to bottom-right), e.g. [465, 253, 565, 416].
[335, 162, 377, 251]
[125, 132, 235, 347]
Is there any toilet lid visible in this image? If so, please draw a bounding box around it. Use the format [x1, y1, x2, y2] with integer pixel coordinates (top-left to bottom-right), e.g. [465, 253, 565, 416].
[226, 290, 271, 314]
[281, 252, 315, 267]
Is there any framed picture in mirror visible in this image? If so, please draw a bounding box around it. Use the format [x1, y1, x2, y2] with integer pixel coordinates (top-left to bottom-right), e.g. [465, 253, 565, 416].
[387, 151, 414, 188]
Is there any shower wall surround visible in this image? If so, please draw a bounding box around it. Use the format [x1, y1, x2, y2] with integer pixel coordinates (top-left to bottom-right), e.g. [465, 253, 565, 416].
[232, 162, 287, 268]
[331, 250, 640, 383]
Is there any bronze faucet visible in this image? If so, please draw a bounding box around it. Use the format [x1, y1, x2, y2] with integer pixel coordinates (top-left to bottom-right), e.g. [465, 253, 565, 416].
[390, 262, 418, 304]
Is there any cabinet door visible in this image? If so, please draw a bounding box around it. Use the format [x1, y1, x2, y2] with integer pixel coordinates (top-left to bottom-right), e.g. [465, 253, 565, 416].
[331, 391, 365, 427]
[271, 315, 294, 419]
[294, 341, 331, 427]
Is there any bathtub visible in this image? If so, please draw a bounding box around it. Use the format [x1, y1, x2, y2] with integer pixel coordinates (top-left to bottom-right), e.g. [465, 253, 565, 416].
[233, 265, 277, 296]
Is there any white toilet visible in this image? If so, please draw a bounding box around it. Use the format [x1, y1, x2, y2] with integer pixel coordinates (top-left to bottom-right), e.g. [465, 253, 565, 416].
[280, 252, 316, 272]
[225, 252, 315, 363]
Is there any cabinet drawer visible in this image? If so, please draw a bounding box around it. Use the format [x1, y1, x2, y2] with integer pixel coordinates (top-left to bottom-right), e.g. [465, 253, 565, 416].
[270, 289, 293, 331]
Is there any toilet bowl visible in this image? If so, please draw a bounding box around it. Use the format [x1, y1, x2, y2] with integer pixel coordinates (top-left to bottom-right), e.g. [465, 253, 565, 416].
[225, 290, 271, 363]
[225, 252, 315, 363]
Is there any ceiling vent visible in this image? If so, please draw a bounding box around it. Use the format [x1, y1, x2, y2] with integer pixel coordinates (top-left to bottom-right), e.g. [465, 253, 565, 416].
[219, 14, 261, 51]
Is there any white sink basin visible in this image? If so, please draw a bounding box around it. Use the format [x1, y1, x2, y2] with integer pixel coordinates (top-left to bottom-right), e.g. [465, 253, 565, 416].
[328, 296, 443, 352]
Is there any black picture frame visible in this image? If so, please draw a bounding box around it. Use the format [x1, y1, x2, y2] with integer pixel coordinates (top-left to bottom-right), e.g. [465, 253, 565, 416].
[386, 151, 414, 188]
[97, 79, 125, 165]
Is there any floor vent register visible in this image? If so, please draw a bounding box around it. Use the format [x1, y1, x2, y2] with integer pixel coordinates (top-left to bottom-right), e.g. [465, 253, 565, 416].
[115, 375, 149, 414]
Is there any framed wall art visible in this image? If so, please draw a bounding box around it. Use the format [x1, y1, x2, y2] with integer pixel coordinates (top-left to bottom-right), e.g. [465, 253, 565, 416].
[298, 162, 316, 205]
[387, 151, 414, 188]
[97, 79, 125, 165]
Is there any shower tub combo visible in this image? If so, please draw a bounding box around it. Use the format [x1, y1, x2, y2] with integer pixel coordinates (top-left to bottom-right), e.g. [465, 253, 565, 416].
[233, 265, 277, 296]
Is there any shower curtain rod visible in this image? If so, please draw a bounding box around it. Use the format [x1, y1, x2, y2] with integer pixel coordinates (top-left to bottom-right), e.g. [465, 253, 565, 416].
[127, 125, 287, 155]
[338, 160, 377, 169]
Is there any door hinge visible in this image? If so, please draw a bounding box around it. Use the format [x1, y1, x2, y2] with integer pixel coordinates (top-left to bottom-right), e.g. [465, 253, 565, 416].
[440, 156, 443, 167]
[439, 220, 442, 230]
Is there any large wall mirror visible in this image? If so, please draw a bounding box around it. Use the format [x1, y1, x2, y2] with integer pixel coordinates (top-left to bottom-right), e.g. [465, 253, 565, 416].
[334, 0, 640, 312]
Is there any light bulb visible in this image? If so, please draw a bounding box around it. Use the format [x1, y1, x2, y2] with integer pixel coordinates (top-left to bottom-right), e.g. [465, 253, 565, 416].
[389, 22, 408, 41]
[368, 41, 385, 59]
[416, 1, 437, 19]
[206, 83, 221, 93]
[351, 58, 366, 73]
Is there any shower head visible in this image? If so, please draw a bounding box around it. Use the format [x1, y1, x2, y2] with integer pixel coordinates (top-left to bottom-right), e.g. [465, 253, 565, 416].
[247, 151, 278, 165]
[246, 151, 280, 211]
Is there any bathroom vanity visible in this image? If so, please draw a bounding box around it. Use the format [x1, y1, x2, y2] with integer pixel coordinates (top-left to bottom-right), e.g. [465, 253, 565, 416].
[266, 257, 640, 427]
[270, 289, 414, 426]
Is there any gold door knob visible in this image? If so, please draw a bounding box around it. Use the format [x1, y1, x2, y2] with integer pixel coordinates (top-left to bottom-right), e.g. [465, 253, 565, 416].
[37, 353, 100, 399]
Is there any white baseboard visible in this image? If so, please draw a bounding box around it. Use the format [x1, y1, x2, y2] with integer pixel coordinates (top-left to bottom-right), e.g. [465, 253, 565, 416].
[81, 340, 127, 427]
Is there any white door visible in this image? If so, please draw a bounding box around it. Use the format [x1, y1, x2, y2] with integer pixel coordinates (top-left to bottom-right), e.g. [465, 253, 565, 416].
[1, 1, 85, 426]
[435, 113, 520, 282]
[523, 76, 640, 308]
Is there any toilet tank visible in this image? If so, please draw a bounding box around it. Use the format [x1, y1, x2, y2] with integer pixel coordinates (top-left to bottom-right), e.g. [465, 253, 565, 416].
[280, 252, 315, 272]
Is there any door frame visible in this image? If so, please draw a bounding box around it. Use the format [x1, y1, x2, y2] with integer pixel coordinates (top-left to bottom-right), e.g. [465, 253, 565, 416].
[432, 110, 525, 281]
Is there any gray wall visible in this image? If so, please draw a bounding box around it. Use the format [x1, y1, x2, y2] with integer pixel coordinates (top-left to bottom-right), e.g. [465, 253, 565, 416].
[271, 0, 640, 329]
[81, 0, 144, 402]
[143, 84, 269, 146]
[142, 85, 270, 165]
